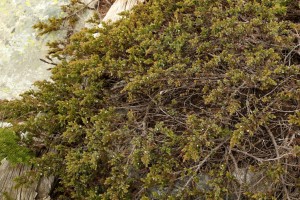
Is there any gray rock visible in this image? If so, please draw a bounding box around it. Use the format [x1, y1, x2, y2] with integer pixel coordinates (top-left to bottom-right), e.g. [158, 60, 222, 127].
[0, 0, 67, 100]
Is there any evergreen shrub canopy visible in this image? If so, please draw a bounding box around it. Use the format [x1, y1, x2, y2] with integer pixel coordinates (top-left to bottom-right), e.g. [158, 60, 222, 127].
[0, 0, 299, 199]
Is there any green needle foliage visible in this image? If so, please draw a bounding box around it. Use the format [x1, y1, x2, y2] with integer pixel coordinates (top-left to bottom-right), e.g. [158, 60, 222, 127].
[0, 0, 299, 199]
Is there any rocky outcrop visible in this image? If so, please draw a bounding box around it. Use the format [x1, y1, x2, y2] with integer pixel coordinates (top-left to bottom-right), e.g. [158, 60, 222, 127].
[0, 0, 67, 100]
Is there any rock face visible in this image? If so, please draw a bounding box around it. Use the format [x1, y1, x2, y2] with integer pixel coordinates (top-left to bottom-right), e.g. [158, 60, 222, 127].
[0, 0, 67, 100]
[0, 159, 53, 200]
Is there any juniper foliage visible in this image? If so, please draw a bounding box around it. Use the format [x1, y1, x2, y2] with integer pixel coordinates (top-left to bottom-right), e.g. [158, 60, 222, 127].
[0, 0, 299, 199]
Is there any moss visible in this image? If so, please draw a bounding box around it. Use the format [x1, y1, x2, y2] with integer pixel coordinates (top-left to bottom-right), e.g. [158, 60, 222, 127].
[0, 128, 32, 164]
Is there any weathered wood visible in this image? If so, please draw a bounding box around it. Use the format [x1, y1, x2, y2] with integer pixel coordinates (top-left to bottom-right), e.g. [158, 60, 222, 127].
[93, 0, 144, 38]
[102, 0, 144, 23]
[0, 159, 53, 200]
